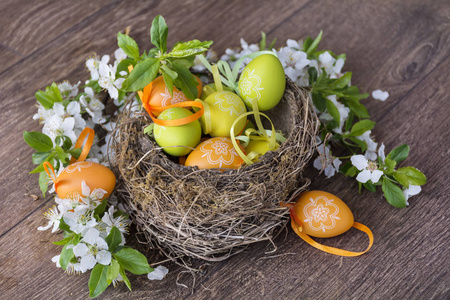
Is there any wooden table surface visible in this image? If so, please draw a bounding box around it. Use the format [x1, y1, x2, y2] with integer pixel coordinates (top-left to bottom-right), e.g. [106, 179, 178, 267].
[1, 0, 449, 299]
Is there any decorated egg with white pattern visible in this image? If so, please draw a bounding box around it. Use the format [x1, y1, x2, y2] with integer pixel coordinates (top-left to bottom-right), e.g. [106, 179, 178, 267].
[153, 107, 202, 157]
[56, 161, 116, 200]
[145, 76, 202, 116]
[185, 137, 244, 170]
[238, 54, 285, 111]
[291, 191, 354, 238]
[199, 91, 247, 137]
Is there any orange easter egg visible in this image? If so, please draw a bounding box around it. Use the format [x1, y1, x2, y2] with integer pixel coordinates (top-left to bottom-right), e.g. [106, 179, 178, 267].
[185, 137, 244, 170]
[145, 76, 202, 116]
[291, 190, 354, 238]
[56, 161, 116, 200]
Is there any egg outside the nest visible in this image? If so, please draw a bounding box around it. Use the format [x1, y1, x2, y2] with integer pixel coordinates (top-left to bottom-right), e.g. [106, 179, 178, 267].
[145, 76, 202, 116]
[200, 91, 247, 137]
[56, 161, 116, 200]
[292, 190, 354, 238]
[153, 107, 202, 157]
[185, 137, 244, 170]
[238, 54, 286, 111]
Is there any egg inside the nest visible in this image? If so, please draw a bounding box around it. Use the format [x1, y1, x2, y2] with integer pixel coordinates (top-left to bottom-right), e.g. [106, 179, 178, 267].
[56, 161, 116, 200]
[245, 139, 270, 161]
[238, 54, 286, 111]
[291, 190, 354, 238]
[199, 91, 247, 137]
[185, 137, 244, 170]
[153, 107, 202, 157]
[144, 76, 202, 116]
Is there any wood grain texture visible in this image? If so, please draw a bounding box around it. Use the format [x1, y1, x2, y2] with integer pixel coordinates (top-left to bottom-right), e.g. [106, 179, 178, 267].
[0, 0, 449, 299]
[0, 44, 23, 73]
[0, 0, 116, 56]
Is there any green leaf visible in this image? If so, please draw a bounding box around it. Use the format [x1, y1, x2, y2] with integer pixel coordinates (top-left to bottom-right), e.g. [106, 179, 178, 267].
[384, 157, 397, 174]
[169, 40, 213, 58]
[349, 120, 375, 137]
[123, 58, 160, 92]
[346, 165, 358, 177]
[311, 92, 327, 112]
[57, 136, 73, 151]
[308, 67, 318, 85]
[393, 167, 427, 187]
[30, 163, 46, 174]
[326, 99, 341, 126]
[24, 131, 53, 152]
[38, 171, 49, 197]
[387, 144, 410, 163]
[89, 264, 110, 298]
[35, 90, 54, 109]
[171, 61, 198, 100]
[115, 58, 136, 77]
[160, 64, 178, 80]
[73, 233, 81, 246]
[347, 137, 367, 152]
[170, 57, 196, 69]
[119, 267, 132, 291]
[313, 68, 330, 91]
[53, 235, 73, 246]
[363, 181, 377, 192]
[69, 148, 82, 160]
[94, 198, 108, 217]
[107, 259, 120, 285]
[105, 227, 123, 253]
[58, 217, 71, 232]
[54, 145, 70, 164]
[32, 152, 52, 165]
[59, 244, 75, 270]
[329, 72, 352, 90]
[113, 247, 152, 275]
[117, 32, 140, 59]
[143, 124, 154, 136]
[49, 83, 63, 102]
[382, 177, 406, 208]
[151, 15, 169, 53]
[344, 99, 370, 118]
[260, 32, 267, 50]
[306, 30, 323, 55]
[344, 112, 354, 132]
[161, 68, 174, 96]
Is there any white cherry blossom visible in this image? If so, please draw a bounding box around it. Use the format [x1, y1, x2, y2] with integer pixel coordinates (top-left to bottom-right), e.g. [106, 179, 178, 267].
[58, 81, 80, 98]
[37, 205, 64, 233]
[63, 206, 97, 235]
[86, 55, 110, 81]
[356, 130, 378, 161]
[114, 48, 127, 62]
[72, 228, 111, 272]
[102, 206, 129, 236]
[98, 62, 125, 100]
[42, 115, 77, 145]
[351, 154, 384, 183]
[313, 138, 342, 178]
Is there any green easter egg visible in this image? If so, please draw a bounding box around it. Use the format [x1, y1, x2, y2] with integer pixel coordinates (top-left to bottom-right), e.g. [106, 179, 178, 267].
[201, 91, 247, 137]
[200, 83, 234, 100]
[238, 54, 286, 111]
[153, 107, 201, 157]
[245, 139, 270, 161]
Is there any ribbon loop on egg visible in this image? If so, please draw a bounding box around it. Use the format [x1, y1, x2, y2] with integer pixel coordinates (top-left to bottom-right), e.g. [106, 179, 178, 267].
[69, 127, 95, 164]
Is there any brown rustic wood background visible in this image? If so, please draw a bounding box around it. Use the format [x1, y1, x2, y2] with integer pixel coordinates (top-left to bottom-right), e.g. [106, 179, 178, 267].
[1, 0, 449, 299]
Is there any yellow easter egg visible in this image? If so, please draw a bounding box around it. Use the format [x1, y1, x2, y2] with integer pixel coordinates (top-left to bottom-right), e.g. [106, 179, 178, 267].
[200, 91, 247, 137]
[292, 190, 354, 238]
[245, 139, 270, 161]
[56, 161, 116, 200]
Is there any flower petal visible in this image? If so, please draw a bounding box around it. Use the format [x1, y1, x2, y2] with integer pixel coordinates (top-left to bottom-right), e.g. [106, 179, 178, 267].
[371, 170, 384, 183]
[148, 266, 169, 280]
[80, 254, 97, 271]
[73, 243, 88, 257]
[96, 250, 112, 265]
[378, 143, 386, 163]
[81, 180, 91, 197]
[351, 155, 368, 170]
[356, 169, 371, 183]
[82, 228, 100, 245]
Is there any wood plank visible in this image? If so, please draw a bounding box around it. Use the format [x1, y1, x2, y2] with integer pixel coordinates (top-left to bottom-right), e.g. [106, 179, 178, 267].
[0, 44, 23, 73]
[0, 0, 117, 56]
[182, 56, 450, 300]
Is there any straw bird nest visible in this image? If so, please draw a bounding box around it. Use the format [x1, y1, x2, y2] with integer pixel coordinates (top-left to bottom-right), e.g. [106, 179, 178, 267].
[111, 77, 318, 264]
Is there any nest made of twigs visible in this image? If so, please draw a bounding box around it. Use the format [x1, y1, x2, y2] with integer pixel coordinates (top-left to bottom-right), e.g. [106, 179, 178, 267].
[111, 77, 319, 264]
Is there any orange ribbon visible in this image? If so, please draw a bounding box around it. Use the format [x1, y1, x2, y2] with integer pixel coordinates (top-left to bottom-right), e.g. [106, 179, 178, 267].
[129, 66, 204, 127]
[284, 204, 374, 257]
[44, 127, 95, 186]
